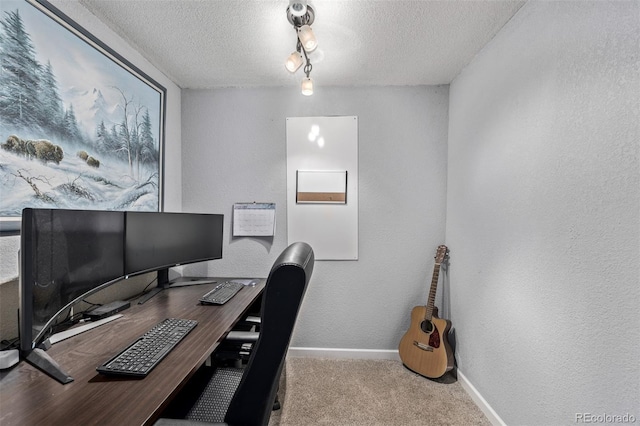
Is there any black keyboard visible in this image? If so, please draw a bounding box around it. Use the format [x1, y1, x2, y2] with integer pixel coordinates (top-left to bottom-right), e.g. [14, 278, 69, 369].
[200, 281, 244, 305]
[97, 318, 197, 377]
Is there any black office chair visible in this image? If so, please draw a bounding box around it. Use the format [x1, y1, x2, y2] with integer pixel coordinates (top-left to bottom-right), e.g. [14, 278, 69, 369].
[156, 242, 314, 426]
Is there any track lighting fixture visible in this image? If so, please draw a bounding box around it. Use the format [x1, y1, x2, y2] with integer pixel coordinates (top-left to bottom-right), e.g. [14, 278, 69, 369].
[285, 3, 317, 95]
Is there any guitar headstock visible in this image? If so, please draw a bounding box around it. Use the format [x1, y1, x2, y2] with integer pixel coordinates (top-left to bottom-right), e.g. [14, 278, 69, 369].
[434, 245, 449, 264]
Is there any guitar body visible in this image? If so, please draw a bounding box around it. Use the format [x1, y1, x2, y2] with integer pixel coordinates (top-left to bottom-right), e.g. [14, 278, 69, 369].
[399, 305, 454, 379]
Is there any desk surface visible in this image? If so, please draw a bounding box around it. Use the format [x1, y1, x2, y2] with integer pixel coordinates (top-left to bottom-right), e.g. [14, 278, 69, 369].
[0, 278, 265, 426]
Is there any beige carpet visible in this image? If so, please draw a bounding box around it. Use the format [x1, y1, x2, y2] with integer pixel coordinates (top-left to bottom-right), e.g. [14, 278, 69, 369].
[269, 357, 491, 426]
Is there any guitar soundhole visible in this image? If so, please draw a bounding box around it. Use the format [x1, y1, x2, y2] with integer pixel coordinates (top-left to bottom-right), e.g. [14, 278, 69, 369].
[420, 320, 433, 334]
[420, 320, 441, 348]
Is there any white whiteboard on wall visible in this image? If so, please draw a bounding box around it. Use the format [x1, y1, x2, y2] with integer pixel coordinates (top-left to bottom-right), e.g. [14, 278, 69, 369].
[286, 116, 358, 260]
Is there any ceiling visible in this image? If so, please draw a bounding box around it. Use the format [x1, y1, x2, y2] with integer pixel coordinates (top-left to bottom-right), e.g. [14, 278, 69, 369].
[75, 0, 526, 90]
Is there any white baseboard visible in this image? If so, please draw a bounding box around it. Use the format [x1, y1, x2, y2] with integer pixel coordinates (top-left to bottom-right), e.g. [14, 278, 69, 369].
[457, 370, 506, 426]
[288, 347, 401, 360]
[287, 347, 505, 426]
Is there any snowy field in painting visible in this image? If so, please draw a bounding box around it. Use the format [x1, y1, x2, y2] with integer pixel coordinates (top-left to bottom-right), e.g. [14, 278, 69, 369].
[0, 141, 158, 217]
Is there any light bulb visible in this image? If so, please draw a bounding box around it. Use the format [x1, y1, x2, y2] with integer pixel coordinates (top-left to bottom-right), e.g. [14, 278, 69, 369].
[301, 77, 313, 96]
[297, 25, 317, 52]
[285, 51, 303, 73]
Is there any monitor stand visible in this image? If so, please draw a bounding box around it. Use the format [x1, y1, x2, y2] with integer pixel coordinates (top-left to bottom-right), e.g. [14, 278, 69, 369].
[23, 348, 73, 384]
[136, 269, 170, 305]
[136, 271, 218, 304]
[167, 276, 218, 287]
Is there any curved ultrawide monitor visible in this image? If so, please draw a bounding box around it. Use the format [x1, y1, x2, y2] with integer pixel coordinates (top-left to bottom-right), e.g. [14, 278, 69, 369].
[124, 211, 223, 277]
[20, 208, 125, 352]
[19, 209, 224, 353]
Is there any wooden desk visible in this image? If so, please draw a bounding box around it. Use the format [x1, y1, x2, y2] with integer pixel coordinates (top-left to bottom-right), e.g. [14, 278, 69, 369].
[0, 278, 264, 426]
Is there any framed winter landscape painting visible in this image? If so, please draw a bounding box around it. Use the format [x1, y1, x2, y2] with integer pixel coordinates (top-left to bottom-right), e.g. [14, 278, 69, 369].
[0, 0, 166, 233]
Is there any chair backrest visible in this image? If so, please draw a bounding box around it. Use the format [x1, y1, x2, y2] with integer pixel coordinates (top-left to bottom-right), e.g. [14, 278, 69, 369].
[224, 242, 314, 426]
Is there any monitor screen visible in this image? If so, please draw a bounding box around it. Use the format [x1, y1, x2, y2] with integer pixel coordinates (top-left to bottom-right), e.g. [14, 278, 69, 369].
[20, 208, 125, 351]
[124, 212, 223, 277]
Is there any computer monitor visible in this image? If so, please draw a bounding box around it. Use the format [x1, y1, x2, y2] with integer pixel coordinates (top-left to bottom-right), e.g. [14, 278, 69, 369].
[19, 208, 125, 353]
[124, 212, 223, 285]
[18, 209, 223, 383]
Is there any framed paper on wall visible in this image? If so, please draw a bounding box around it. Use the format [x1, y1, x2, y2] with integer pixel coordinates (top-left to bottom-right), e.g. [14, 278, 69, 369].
[296, 170, 347, 204]
[0, 0, 166, 234]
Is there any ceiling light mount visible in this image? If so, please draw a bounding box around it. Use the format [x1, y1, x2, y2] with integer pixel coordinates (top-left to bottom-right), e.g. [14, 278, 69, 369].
[285, 4, 317, 95]
[287, 4, 314, 27]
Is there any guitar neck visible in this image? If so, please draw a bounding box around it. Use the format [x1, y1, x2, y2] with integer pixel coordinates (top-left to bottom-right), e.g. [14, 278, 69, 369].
[423, 245, 448, 321]
[424, 263, 441, 320]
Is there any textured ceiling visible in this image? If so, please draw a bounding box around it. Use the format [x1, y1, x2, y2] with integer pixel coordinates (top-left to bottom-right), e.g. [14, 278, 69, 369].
[74, 0, 525, 90]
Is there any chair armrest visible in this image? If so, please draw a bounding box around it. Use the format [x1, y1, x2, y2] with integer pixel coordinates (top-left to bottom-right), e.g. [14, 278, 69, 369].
[225, 331, 259, 342]
[244, 316, 261, 324]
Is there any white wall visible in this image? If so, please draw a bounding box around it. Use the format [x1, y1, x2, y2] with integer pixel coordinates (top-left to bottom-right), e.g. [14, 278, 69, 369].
[0, 0, 182, 339]
[447, 1, 639, 424]
[181, 85, 449, 350]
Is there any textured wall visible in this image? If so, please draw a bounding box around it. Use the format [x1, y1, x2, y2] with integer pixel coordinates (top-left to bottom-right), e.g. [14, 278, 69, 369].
[181, 85, 449, 350]
[447, 1, 639, 424]
[0, 238, 19, 283]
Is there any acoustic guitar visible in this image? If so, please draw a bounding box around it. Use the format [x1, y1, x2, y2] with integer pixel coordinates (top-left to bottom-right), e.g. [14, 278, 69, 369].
[398, 245, 454, 379]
